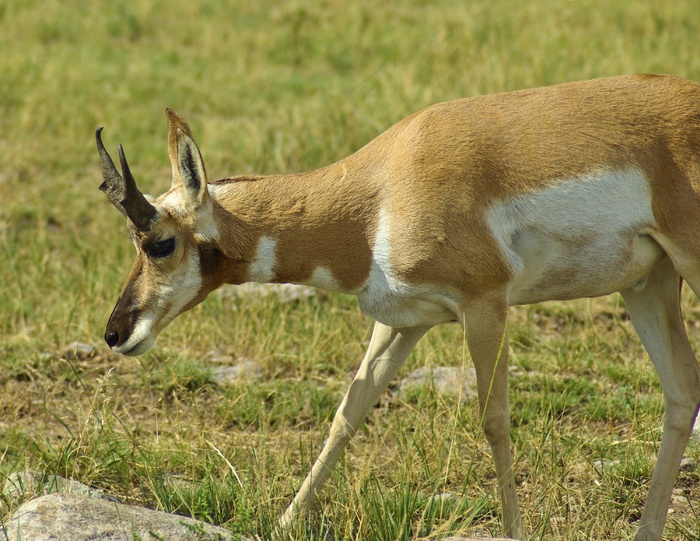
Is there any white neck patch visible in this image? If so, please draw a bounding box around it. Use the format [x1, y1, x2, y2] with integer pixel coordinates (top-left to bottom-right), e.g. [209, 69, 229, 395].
[249, 236, 278, 282]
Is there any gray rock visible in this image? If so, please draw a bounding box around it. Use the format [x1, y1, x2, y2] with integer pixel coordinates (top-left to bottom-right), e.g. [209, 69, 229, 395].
[62, 341, 96, 360]
[1, 493, 243, 541]
[680, 457, 696, 471]
[3, 470, 115, 502]
[430, 491, 460, 502]
[399, 365, 478, 401]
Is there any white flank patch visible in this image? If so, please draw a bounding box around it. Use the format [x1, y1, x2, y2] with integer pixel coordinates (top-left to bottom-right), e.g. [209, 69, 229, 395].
[249, 236, 278, 283]
[372, 210, 394, 282]
[486, 168, 661, 304]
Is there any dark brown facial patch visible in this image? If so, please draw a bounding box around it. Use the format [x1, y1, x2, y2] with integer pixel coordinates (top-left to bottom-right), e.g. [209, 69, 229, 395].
[104, 256, 145, 348]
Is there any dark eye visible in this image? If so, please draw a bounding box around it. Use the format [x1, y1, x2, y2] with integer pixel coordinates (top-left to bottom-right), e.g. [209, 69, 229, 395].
[148, 238, 175, 259]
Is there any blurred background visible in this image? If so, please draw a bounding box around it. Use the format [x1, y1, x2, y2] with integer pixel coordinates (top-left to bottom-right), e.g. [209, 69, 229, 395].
[1, 1, 699, 539]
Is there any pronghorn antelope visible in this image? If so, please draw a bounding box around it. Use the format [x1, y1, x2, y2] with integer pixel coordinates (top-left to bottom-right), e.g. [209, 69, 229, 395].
[97, 74, 700, 541]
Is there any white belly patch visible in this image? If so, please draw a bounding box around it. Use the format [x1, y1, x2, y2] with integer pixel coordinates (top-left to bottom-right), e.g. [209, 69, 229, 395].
[486, 168, 663, 305]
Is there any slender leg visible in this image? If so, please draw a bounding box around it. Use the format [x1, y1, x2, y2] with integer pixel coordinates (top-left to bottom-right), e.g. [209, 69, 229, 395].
[279, 322, 430, 526]
[463, 295, 524, 540]
[620, 258, 700, 541]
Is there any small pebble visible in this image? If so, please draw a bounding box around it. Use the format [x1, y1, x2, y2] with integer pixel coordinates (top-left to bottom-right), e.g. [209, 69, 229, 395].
[680, 457, 696, 472]
[211, 361, 263, 385]
[398, 365, 477, 401]
[62, 342, 96, 361]
[593, 459, 620, 475]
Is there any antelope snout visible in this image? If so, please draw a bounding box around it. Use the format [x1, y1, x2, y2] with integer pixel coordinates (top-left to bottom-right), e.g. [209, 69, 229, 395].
[103, 307, 156, 355]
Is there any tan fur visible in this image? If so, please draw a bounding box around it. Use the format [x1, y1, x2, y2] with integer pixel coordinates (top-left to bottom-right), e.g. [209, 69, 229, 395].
[102, 75, 700, 541]
[203, 75, 700, 300]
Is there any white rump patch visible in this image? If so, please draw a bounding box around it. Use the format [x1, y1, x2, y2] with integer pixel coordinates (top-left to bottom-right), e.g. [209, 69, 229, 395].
[249, 236, 278, 283]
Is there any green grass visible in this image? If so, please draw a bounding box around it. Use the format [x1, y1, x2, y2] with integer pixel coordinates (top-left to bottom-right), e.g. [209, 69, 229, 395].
[2, 0, 700, 539]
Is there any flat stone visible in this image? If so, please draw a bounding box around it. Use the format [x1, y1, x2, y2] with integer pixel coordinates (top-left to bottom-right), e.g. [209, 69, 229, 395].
[2, 493, 242, 541]
[163, 474, 201, 493]
[430, 491, 460, 502]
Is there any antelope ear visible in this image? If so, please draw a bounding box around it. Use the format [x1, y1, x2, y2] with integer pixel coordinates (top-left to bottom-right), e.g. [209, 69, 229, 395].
[166, 108, 209, 210]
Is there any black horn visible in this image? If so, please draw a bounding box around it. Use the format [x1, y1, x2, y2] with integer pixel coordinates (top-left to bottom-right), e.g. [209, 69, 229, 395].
[96, 127, 127, 217]
[96, 127, 157, 231]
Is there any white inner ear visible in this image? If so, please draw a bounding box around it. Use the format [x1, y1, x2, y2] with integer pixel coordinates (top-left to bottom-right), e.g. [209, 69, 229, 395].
[177, 136, 206, 209]
[179, 145, 201, 190]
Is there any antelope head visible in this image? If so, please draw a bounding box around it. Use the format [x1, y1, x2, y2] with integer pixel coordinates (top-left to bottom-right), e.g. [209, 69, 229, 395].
[98, 109, 227, 355]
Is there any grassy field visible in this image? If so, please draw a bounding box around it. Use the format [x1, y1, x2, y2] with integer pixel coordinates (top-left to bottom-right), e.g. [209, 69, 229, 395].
[2, 0, 700, 539]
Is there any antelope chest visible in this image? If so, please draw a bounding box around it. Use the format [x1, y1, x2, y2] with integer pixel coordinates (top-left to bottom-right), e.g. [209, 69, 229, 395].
[355, 209, 460, 328]
[355, 273, 459, 328]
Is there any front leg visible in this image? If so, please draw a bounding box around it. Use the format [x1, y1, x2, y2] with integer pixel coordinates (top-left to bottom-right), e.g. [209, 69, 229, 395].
[464, 295, 524, 540]
[280, 322, 430, 526]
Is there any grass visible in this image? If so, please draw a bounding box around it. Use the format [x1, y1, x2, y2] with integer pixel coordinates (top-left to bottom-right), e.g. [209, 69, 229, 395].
[2, 0, 700, 539]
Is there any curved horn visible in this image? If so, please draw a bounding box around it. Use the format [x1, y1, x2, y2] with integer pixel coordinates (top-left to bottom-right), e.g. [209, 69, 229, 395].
[96, 128, 157, 231]
[96, 127, 127, 218]
[118, 145, 157, 231]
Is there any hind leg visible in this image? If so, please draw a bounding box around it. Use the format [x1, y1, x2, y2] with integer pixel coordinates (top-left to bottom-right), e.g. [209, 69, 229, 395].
[620, 257, 700, 541]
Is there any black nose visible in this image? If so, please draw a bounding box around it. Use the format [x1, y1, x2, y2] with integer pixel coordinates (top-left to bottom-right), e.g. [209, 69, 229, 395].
[105, 332, 119, 348]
